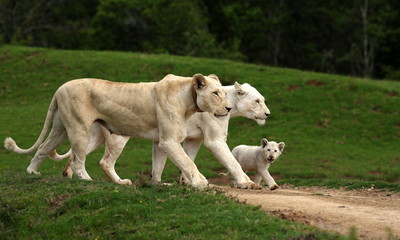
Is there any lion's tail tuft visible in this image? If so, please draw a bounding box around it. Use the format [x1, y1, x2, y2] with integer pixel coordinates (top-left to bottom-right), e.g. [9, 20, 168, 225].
[4, 137, 17, 151]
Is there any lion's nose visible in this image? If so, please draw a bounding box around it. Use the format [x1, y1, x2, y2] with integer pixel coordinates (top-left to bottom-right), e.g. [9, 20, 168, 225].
[265, 112, 270, 117]
[225, 107, 232, 112]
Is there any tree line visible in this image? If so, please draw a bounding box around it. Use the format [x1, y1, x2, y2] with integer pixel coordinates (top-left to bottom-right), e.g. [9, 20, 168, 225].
[1, 0, 399, 80]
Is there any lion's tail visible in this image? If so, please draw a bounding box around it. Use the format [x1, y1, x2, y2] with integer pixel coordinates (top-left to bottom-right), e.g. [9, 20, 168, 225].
[4, 96, 58, 154]
[49, 149, 71, 161]
[218, 172, 229, 177]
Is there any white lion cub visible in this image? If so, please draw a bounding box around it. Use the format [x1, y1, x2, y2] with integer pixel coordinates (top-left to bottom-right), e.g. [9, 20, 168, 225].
[231, 138, 285, 190]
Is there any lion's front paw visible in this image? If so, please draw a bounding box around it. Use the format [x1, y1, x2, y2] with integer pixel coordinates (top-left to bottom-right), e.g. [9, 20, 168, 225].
[191, 178, 209, 189]
[270, 184, 279, 191]
[118, 178, 133, 185]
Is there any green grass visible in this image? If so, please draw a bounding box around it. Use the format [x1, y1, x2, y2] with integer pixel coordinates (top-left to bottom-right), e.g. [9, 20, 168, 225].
[0, 45, 399, 238]
[0, 172, 349, 240]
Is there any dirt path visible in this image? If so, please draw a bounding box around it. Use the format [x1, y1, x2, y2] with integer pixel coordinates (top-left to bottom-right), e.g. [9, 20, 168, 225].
[213, 184, 400, 239]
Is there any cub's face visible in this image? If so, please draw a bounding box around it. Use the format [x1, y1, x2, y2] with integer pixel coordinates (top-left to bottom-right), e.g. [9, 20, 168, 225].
[193, 74, 232, 117]
[260, 138, 285, 163]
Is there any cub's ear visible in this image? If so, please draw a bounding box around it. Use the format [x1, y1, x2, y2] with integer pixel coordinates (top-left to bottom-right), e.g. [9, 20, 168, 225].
[234, 82, 246, 96]
[208, 74, 220, 83]
[278, 142, 285, 152]
[261, 138, 268, 148]
[193, 74, 206, 90]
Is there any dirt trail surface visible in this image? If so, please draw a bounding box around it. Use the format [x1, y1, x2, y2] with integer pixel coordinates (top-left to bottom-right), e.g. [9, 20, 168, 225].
[213, 184, 400, 239]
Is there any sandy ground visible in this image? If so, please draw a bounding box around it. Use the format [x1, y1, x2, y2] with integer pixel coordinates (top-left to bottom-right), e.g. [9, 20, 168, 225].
[212, 183, 400, 239]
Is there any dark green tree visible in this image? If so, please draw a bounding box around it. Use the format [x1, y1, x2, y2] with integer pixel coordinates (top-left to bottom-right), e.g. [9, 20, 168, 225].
[0, 0, 97, 48]
[1, 0, 400, 79]
[90, 0, 228, 58]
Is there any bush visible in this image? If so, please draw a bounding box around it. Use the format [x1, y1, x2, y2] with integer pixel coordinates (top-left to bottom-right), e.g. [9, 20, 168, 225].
[385, 69, 400, 81]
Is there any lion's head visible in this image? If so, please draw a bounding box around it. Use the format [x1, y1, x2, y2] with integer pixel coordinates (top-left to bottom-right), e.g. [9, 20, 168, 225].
[233, 82, 270, 125]
[192, 74, 232, 117]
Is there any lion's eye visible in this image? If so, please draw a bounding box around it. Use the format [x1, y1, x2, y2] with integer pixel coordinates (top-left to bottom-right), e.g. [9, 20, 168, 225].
[267, 149, 271, 151]
[213, 91, 219, 97]
[255, 99, 260, 104]
[274, 150, 277, 152]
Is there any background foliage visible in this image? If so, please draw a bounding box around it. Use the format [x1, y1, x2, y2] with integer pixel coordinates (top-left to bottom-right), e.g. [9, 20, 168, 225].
[1, 0, 400, 80]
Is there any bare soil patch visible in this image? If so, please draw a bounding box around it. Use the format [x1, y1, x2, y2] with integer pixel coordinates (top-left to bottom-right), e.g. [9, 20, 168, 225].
[48, 193, 71, 212]
[213, 184, 400, 239]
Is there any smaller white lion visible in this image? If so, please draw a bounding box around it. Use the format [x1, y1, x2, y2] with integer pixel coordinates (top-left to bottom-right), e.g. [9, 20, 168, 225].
[224, 138, 285, 190]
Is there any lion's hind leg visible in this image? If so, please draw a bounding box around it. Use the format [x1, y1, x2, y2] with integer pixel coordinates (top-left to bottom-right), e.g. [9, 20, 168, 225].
[68, 151, 92, 180]
[62, 123, 107, 178]
[62, 156, 74, 178]
[27, 112, 68, 174]
[67, 127, 93, 181]
[99, 132, 131, 185]
[68, 152, 92, 180]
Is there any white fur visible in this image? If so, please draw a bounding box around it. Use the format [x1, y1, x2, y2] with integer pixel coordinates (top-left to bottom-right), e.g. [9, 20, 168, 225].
[4, 74, 230, 189]
[52, 82, 270, 189]
[230, 138, 285, 190]
[173, 82, 270, 188]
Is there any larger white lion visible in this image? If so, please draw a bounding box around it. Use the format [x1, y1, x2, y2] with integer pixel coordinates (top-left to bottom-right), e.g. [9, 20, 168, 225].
[54, 82, 270, 189]
[4, 74, 231, 188]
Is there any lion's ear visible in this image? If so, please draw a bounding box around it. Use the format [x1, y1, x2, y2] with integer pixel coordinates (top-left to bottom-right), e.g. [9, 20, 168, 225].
[208, 74, 220, 83]
[278, 142, 285, 152]
[234, 82, 246, 96]
[261, 138, 268, 148]
[193, 74, 206, 90]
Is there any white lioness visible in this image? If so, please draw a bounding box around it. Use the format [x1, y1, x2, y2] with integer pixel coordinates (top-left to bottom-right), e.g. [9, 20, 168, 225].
[52, 82, 270, 189]
[4, 74, 231, 188]
[230, 138, 285, 190]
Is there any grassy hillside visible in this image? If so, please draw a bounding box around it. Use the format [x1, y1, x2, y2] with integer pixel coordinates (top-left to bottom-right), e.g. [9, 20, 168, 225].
[0, 45, 398, 238]
[1, 45, 398, 184]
